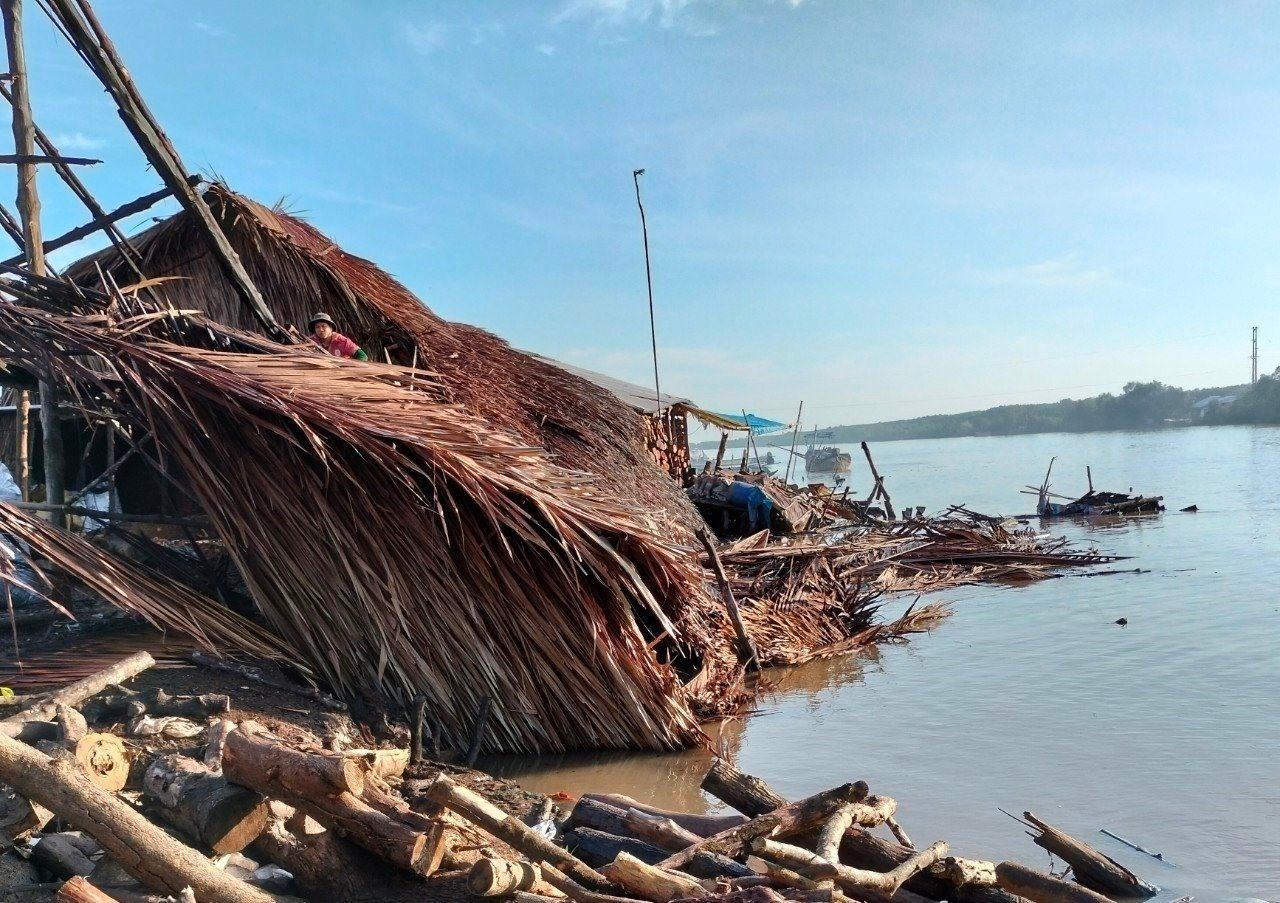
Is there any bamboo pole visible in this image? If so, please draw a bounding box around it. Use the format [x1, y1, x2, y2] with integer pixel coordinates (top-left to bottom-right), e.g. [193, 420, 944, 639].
[784, 400, 803, 484]
[695, 526, 757, 670]
[2, 0, 65, 528]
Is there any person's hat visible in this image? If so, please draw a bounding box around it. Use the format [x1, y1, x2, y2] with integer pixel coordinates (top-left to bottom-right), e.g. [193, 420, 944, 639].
[308, 312, 335, 329]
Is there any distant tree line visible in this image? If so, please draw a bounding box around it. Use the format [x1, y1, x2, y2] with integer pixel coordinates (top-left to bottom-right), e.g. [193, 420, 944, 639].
[703, 377, 1280, 448]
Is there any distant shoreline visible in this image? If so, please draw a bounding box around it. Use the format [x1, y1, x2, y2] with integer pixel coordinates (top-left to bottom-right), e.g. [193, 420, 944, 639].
[696, 377, 1280, 449]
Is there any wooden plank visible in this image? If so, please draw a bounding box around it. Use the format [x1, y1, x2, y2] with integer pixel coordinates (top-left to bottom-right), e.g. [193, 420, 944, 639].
[0, 153, 99, 165]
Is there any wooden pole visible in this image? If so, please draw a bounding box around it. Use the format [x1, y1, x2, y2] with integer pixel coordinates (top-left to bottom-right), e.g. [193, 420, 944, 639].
[41, 0, 285, 340]
[632, 169, 662, 432]
[2, 0, 65, 528]
[15, 387, 28, 499]
[784, 400, 803, 484]
[695, 526, 757, 670]
[860, 442, 895, 520]
[712, 431, 728, 472]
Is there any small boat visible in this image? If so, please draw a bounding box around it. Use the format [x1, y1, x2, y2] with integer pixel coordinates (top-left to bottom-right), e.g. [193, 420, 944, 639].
[804, 445, 851, 474]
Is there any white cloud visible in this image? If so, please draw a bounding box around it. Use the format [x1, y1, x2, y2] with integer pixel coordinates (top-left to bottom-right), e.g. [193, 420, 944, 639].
[405, 21, 448, 55]
[192, 21, 226, 38]
[49, 132, 105, 151]
[551, 0, 801, 34]
[971, 253, 1113, 289]
[537, 43, 557, 56]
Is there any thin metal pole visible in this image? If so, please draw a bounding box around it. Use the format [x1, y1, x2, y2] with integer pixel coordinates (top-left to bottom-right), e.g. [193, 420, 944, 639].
[632, 169, 662, 420]
[784, 400, 804, 484]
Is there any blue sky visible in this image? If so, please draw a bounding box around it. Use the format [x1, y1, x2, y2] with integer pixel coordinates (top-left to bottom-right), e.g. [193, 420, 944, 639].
[11, 1, 1280, 426]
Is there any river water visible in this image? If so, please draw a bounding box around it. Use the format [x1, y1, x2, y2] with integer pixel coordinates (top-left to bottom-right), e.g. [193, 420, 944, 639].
[485, 426, 1280, 903]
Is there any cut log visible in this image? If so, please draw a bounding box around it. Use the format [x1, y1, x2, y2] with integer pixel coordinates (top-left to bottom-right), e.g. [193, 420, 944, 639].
[68, 734, 129, 793]
[566, 827, 668, 868]
[567, 797, 631, 837]
[55, 877, 120, 903]
[621, 808, 700, 852]
[251, 818, 476, 903]
[599, 851, 705, 902]
[223, 731, 434, 874]
[31, 833, 96, 879]
[751, 836, 948, 896]
[702, 760, 1016, 903]
[995, 862, 1113, 903]
[143, 754, 268, 854]
[467, 856, 565, 898]
[537, 861, 649, 903]
[5, 653, 154, 724]
[655, 781, 867, 873]
[223, 722, 364, 797]
[581, 793, 744, 837]
[1023, 811, 1158, 898]
[344, 748, 410, 780]
[0, 732, 275, 902]
[423, 773, 613, 892]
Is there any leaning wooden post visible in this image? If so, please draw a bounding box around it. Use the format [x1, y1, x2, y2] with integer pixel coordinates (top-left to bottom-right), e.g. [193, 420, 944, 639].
[784, 400, 803, 484]
[712, 430, 728, 472]
[695, 527, 757, 670]
[860, 442, 895, 520]
[2, 0, 65, 527]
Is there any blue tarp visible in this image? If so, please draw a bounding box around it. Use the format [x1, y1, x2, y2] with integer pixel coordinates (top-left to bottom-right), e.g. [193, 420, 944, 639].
[702, 412, 789, 435]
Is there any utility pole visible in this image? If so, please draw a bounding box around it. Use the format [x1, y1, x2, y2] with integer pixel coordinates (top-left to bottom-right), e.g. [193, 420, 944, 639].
[632, 169, 662, 421]
[3, 0, 65, 527]
[1252, 326, 1258, 384]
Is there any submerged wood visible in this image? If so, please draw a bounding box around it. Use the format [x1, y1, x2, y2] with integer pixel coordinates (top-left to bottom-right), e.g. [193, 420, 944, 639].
[995, 861, 1113, 903]
[1023, 811, 1158, 898]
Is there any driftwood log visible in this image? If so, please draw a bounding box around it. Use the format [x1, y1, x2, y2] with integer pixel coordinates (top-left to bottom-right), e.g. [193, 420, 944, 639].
[4, 652, 154, 724]
[424, 773, 614, 892]
[566, 827, 752, 881]
[622, 807, 700, 851]
[702, 760, 1016, 903]
[751, 835, 948, 895]
[656, 781, 867, 872]
[143, 754, 268, 854]
[581, 793, 743, 837]
[0, 732, 274, 903]
[1023, 811, 1157, 898]
[222, 727, 436, 874]
[466, 856, 566, 898]
[995, 861, 1113, 903]
[599, 851, 705, 902]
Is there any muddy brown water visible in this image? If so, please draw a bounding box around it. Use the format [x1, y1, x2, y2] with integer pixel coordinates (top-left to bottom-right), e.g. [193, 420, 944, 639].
[485, 425, 1280, 903]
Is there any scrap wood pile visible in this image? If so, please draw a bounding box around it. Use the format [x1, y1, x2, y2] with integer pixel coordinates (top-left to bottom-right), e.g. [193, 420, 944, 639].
[694, 510, 1125, 673]
[0, 655, 1162, 903]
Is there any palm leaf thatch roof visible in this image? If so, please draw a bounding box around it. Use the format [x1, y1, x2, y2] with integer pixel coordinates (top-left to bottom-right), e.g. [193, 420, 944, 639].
[0, 300, 710, 752]
[64, 184, 701, 530]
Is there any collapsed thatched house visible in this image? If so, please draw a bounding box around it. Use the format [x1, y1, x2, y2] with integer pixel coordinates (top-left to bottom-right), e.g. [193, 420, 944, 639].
[65, 185, 700, 520]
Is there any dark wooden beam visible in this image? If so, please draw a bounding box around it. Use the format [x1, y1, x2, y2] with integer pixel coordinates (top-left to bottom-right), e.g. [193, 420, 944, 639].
[1, 178, 192, 267]
[0, 152, 99, 165]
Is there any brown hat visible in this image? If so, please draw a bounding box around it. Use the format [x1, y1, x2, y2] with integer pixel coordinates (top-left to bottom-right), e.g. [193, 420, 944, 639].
[308, 312, 335, 330]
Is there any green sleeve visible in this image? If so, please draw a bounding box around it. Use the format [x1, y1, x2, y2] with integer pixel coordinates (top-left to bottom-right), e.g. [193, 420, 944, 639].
[353, 348, 369, 362]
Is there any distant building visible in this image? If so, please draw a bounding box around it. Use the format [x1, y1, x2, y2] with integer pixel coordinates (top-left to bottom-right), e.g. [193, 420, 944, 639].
[1192, 394, 1239, 418]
